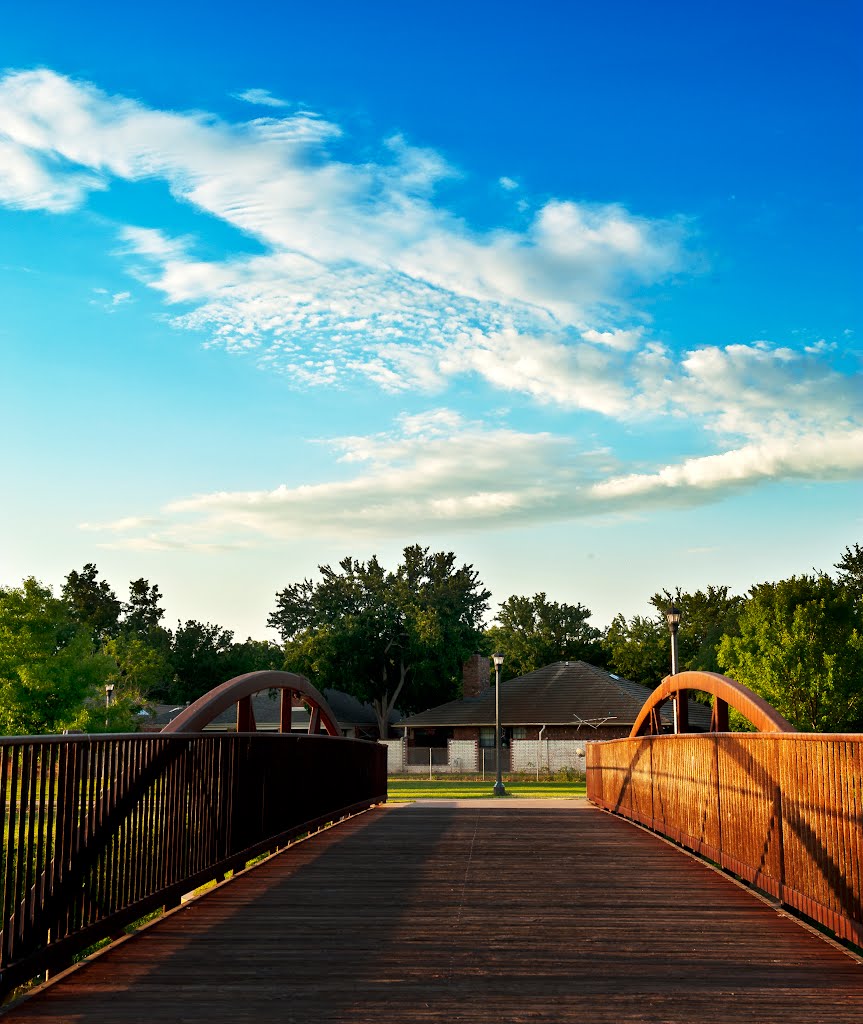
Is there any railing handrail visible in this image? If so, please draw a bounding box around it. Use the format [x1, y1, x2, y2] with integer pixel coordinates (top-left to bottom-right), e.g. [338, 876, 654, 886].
[0, 731, 386, 1000]
[630, 670, 796, 736]
[162, 670, 342, 735]
[587, 731, 863, 948]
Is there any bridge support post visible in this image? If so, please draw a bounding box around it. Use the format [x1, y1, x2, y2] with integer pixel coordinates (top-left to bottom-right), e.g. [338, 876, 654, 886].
[676, 692, 689, 733]
[236, 696, 256, 732]
[711, 697, 729, 732]
[279, 690, 293, 733]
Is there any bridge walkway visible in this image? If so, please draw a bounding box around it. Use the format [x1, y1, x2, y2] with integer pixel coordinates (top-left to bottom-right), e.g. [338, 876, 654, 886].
[3, 800, 861, 1023]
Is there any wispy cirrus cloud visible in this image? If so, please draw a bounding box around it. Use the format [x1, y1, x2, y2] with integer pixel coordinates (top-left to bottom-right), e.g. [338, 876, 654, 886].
[0, 69, 687, 409]
[2, 67, 860, 549]
[81, 408, 863, 550]
[232, 87, 289, 108]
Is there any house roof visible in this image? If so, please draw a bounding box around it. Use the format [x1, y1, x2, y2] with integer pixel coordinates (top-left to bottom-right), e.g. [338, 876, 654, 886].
[397, 661, 712, 731]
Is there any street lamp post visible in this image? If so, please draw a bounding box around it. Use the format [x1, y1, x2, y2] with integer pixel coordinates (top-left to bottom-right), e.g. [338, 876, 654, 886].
[665, 605, 681, 733]
[105, 682, 115, 729]
[492, 653, 506, 796]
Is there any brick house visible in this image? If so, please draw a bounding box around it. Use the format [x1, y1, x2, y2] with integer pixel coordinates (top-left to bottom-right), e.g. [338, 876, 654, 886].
[396, 657, 711, 756]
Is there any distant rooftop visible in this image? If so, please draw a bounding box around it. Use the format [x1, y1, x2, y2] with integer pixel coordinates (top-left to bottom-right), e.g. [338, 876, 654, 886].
[398, 661, 712, 731]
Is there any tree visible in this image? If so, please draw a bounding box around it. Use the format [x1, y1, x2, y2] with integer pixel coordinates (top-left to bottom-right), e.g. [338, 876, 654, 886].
[649, 585, 744, 673]
[602, 613, 669, 687]
[169, 620, 235, 705]
[603, 585, 744, 688]
[223, 638, 284, 679]
[268, 545, 490, 737]
[0, 578, 113, 735]
[717, 574, 863, 731]
[835, 542, 863, 600]
[103, 633, 172, 700]
[485, 593, 602, 679]
[61, 563, 121, 642]
[122, 578, 166, 635]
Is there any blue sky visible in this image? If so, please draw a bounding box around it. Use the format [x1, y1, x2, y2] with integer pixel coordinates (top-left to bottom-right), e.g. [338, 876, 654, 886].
[1, 0, 861, 640]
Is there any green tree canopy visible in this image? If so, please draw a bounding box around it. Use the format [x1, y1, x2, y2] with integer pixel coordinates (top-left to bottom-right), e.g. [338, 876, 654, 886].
[268, 545, 490, 736]
[122, 578, 166, 635]
[603, 585, 744, 688]
[103, 632, 172, 701]
[835, 542, 863, 600]
[223, 638, 284, 680]
[169, 620, 235, 705]
[0, 578, 113, 735]
[61, 563, 121, 643]
[602, 613, 669, 687]
[717, 573, 863, 731]
[486, 592, 602, 680]
[649, 585, 744, 673]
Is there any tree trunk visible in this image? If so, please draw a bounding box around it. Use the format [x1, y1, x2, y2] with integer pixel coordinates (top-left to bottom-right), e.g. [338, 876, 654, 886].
[372, 659, 408, 740]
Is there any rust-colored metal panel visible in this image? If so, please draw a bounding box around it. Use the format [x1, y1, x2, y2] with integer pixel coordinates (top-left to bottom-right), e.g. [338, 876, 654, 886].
[587, 732, 863, 948]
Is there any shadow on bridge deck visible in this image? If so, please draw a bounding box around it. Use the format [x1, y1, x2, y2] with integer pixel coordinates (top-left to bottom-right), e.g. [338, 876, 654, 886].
[3, 801, 861, 1023]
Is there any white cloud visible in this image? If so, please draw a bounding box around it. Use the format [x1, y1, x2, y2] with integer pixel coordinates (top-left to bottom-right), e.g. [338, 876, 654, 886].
[499, 176, 518, 190]
[0, 137, 105, 212]
[84, 412, 591, 546]
[90, 287, 132, 312]
[0, 68, 689, 411]
[2, 66, 860, 509]
[591, 430, 863, 507]
[80, 405, 863, 550]
[581, 327, 644, 352]
[233, 88, 289, 108]
[668, 342, 863, 440]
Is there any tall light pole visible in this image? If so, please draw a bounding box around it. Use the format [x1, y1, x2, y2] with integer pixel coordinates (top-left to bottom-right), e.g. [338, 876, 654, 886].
[105, 682, 115, 730]
[492, 652, 506, 796]
[665, 605, 681, 733]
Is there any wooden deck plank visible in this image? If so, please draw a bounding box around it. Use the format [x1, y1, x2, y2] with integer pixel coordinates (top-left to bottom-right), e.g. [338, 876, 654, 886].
[3, 802, 861, 1023]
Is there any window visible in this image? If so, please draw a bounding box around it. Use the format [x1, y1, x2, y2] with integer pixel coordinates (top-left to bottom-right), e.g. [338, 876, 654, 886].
[479, 727, 495, 748]
[512, 727, 528, 740]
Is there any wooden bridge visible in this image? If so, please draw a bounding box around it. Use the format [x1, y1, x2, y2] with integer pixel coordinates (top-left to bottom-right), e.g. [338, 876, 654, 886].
[0, 671, 861, 1022]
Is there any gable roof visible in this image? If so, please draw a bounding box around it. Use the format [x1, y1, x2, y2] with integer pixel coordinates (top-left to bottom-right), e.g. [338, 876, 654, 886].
[397, 661, 712, 731]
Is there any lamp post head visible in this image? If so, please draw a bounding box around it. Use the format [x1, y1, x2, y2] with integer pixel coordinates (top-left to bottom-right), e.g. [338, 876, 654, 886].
[665, 605, 682, 634]
[492, 652, 504, 669]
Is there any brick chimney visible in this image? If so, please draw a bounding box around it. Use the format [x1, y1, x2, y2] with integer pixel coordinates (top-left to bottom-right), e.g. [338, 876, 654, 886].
[462, 653, 491, 698]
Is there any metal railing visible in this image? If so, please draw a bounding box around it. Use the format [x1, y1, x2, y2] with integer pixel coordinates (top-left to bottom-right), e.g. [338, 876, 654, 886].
[0, 732, 386, 998]
[586, 733, 863, 946]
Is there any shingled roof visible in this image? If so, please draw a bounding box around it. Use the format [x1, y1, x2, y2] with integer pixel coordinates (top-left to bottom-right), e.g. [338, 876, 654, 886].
[397, 661, 712, 731]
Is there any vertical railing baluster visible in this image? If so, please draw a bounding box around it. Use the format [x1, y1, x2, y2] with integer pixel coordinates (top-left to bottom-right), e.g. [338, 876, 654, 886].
[1, 729, 384, 999]
[11, 745, 30, 959]
[1, 745, 18, 965]
[22, 743, 39, 941]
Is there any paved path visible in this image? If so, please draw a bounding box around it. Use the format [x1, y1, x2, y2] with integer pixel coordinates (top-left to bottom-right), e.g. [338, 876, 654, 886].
[4, 801, 862, 1023]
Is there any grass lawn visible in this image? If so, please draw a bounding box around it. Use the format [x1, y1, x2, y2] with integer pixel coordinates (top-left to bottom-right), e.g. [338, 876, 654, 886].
[386, 777, 586, 801]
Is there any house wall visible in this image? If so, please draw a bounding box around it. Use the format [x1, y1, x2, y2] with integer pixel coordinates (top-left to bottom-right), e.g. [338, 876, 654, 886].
[448, 739, 478, 771]
[383, 738, 405, 772]
[422, 724, 634, 742]
[511, 739, 588, 774]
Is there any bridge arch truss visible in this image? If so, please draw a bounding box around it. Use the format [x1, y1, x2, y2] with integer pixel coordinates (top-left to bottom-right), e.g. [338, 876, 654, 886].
[630, 670, 795, 737]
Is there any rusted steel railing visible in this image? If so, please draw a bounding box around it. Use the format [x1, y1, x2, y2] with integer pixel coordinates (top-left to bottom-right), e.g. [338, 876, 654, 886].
[0, 732, 386, 999]
[587, 733, 863, 946]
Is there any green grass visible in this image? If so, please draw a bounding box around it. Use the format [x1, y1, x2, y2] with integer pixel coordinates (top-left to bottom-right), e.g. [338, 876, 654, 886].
[387, 778, 585, 801]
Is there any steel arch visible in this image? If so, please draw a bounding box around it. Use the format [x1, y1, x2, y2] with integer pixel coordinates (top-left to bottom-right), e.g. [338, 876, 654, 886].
[629, 670, 795, 737]
[161, 670, 342, 736]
